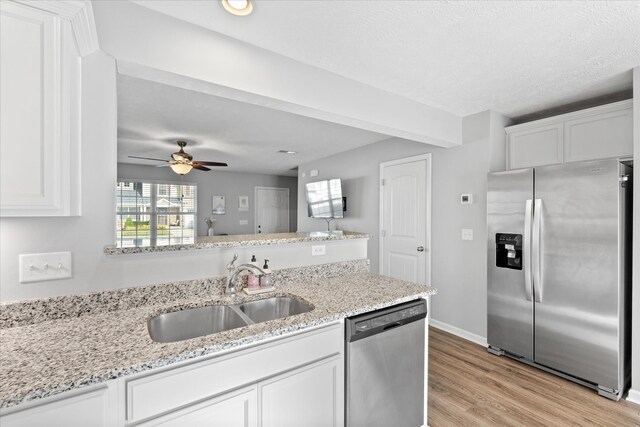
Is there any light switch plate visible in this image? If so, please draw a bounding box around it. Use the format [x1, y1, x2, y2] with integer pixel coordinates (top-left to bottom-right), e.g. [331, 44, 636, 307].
[19, 252, 72, 283]
[461, 229, 474, 241]
[311, 245, 326, 256]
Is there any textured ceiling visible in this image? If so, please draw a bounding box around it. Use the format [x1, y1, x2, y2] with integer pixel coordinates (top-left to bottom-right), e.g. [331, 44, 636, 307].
[131, 0, 640, 118]
[117, 75, 389, 176]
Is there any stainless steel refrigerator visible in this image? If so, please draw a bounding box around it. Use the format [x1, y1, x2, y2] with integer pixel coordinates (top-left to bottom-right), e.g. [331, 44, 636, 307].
[487, 158, 632, 400]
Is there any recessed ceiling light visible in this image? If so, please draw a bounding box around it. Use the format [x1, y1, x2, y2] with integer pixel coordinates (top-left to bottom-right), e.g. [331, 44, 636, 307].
[278, 150, 297, 154]
[221, 0, 253, 16]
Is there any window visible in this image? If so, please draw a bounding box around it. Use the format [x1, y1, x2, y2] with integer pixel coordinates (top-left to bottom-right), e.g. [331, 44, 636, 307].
[115, 181, 197, 248]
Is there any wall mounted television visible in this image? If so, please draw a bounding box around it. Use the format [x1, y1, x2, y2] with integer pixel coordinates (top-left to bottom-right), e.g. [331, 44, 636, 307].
[305, 179, 344, 218]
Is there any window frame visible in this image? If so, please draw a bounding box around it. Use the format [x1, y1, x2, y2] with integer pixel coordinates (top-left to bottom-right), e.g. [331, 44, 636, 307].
[115, 179, 198, 248]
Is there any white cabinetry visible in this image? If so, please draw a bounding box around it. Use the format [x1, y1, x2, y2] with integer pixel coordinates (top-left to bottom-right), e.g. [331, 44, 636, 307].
[506, 100, 632, 170]
[144, 386, 257, 427]
[126, 322, 343, 426]
[260, 355, 343, 427]
[123, 323, 342, 425]
[507, 123, 563, 170]
[0, 384, 116, 427]
[0, 0, 97, 216]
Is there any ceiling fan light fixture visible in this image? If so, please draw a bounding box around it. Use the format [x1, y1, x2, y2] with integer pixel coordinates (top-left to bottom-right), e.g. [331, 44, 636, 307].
[170, 163, 193, 175]
[222, 0, 253, 16]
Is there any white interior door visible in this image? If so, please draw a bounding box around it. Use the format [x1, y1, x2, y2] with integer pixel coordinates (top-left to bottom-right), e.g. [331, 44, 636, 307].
[255, 187, 290, 234]
[380, 154, 430, 285]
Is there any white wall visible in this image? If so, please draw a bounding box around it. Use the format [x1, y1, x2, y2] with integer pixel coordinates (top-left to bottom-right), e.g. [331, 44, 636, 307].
[118, 163, 298, 235]
[0, 51, 117, 301]
[0, 53, 364, 303]
[298, 111, 509, 338]
[429, 112, 509, 338]
[92, 0, 461, 148]
[297, 138, 438, 268]
[630, 66, 640, 404]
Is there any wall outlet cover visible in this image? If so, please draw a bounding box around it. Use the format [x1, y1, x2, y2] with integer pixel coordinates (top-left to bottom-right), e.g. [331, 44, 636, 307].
[311, 245, 326, 256]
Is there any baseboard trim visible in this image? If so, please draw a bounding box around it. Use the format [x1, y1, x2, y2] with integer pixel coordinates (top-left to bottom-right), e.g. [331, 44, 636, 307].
[627, 388, 640, 404]
[429, 318, 487, 347]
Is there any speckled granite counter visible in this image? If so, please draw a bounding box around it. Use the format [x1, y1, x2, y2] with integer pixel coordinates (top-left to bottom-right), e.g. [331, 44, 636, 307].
[0, 262, 435, 409]
[104, 230, 370, 255]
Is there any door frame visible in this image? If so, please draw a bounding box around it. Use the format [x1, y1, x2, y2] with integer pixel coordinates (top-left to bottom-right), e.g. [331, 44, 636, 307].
[378, 153, 432, 286]
[254, 186, 290, 234]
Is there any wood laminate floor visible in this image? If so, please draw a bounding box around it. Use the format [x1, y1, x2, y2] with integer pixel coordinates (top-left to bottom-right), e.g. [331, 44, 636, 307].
[428, 327, 640, 426]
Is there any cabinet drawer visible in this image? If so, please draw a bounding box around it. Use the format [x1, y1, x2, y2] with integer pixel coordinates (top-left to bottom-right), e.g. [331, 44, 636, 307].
[126, 323, 342, 423]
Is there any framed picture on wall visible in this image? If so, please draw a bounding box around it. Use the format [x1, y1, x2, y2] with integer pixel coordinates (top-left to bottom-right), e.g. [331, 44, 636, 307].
[238, 196, 249, 211]
[212, 195, 226, 214]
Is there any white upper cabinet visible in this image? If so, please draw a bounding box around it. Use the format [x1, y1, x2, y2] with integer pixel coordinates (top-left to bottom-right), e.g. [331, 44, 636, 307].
[507, 123, 563, 170]
[506, 100, 633, 170]
[563, 106, 633, 163]
[0, 0, 98, 216]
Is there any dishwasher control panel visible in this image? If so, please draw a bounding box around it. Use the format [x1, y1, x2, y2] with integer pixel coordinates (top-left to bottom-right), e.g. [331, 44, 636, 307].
[346, 299, 427, 342]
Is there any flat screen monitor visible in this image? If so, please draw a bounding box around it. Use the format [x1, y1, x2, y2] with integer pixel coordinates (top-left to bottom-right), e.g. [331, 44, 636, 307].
[305, 179, 344, 218]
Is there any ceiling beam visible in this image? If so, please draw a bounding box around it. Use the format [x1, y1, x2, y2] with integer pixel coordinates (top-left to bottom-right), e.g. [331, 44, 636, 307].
[93, 1, 462, 148]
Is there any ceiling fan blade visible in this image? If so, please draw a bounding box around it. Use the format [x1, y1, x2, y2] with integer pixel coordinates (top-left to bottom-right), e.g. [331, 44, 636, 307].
[192, 164, 211, 171]
[194, 161, 228, 167]
[128, 155, 169, 162]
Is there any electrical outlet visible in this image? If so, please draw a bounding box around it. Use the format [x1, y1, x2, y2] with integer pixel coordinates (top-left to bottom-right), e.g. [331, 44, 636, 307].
[461, 229, 474, 241]
[311, 245, 326, 256]
[19, 252, 72, 283]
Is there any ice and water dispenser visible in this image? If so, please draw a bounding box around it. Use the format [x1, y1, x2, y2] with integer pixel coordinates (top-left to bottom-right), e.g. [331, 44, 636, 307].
[495, 233, 522, 270]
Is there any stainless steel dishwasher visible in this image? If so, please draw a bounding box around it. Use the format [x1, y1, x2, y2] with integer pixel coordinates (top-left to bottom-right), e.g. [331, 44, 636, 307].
[345, 299, 427, 427]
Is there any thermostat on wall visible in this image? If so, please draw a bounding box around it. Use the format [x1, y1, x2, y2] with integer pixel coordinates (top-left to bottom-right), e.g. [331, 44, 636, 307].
[460, 194, 474, 205]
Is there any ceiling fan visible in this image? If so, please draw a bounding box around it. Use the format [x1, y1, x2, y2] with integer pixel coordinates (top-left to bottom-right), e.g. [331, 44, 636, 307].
[128, 141, 228, 175]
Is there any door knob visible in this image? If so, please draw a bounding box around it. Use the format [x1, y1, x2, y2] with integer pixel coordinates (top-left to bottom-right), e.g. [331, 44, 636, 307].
[417, 246, 425, 252]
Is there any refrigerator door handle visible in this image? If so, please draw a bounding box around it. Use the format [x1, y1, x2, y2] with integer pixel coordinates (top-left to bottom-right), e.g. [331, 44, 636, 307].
[523, 199, 533, 301]
[532, 198, 543, 303]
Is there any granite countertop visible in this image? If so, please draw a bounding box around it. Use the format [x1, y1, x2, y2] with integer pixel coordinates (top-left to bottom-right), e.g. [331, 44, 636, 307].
[0, 271, 435, 409]
[104, 230, 370, 255]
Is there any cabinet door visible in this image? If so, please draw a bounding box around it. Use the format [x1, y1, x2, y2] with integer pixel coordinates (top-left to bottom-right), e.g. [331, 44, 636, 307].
[259, 355, 344, 427]
[146, 386, 257, 427]
[0, 1, 80, 216]
[564, 107, 633, 163]
[0, 387, 111, 427]
[507, 123, 563, 170]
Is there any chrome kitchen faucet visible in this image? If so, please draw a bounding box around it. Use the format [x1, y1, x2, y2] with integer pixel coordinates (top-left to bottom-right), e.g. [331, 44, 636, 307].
[226, 253, 266, 297]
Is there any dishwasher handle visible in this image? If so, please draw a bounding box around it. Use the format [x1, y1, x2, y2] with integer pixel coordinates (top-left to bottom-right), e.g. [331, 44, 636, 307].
[382, 322, 403, 331]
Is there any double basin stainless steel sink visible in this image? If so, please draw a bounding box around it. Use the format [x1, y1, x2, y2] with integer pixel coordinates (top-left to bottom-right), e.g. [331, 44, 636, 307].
[148, 296, 313, 343]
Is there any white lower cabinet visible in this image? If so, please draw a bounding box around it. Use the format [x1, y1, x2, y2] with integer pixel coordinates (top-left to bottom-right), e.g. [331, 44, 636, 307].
[260, 355, 343, 427]
[145, 386, 257, 427]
